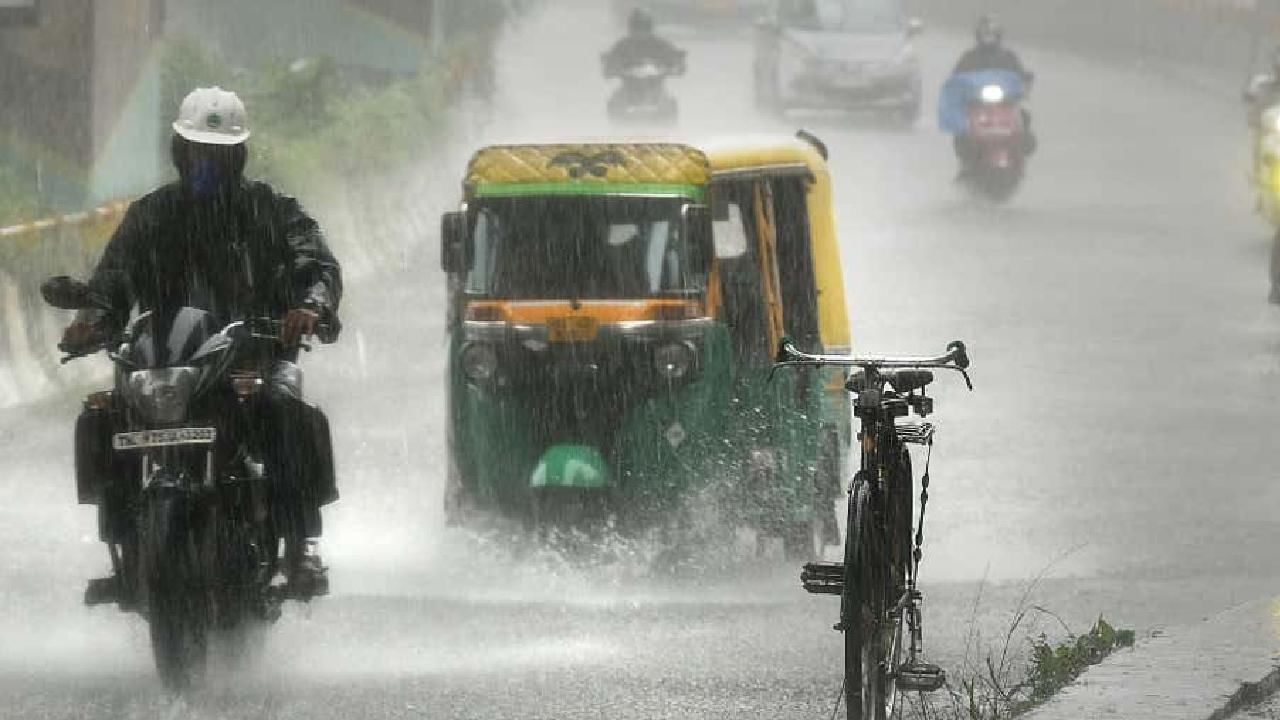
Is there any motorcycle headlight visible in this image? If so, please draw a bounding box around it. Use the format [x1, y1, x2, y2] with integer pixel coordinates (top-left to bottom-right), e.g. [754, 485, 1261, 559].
[980, 84, 1006, 104]
[654, 342, 696, 381]
[461, 343, 499, 383]
[125, 367, 201, 424]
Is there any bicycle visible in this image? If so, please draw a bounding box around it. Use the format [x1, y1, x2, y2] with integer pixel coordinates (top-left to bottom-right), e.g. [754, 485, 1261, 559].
[773, 339, 973, 720]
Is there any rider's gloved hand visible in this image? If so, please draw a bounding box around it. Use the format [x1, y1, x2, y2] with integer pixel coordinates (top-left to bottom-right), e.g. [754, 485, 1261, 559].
[281, 307, 320, 347]
[60, 321, 105, 352]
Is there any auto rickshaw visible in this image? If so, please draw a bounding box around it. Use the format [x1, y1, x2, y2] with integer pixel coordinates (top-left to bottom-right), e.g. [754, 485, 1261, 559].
[702, 132, 853, 559]
[440, 142, 730, 534]
[440, 138, 851, 559]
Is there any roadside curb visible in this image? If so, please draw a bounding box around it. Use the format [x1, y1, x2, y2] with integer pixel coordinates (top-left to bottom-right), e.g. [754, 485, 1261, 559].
[1023, 598, 1280, 720]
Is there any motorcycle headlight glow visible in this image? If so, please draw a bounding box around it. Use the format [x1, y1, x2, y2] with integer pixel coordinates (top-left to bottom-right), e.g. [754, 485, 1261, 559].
[654, 342, 696, 381]
[125, 367, 201, 425]
[980, 84, 1006, 103]
[1271, 113, 1280, 134]
[461, 343, 499, 383]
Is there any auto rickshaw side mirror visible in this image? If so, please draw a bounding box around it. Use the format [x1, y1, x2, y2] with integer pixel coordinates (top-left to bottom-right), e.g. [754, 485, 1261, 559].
[684, 204, 715, 275]
[907, 17, 924, 36]
[440, 211, 471, 274]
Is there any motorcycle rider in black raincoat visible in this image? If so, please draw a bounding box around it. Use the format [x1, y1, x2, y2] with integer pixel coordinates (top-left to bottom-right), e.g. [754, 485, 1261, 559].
[602, 8, 687, 114]
[61, 87, 343, 597]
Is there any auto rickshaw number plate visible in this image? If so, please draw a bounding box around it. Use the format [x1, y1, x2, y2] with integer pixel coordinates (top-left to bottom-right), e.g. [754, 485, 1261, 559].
[547, 316, 600, 343]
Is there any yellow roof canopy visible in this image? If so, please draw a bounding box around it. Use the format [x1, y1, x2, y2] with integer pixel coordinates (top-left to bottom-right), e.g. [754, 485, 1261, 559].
[465, 143, 710, 198]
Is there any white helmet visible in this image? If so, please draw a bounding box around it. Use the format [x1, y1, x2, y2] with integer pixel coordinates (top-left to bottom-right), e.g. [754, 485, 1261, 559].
[172, 87, 250, 145]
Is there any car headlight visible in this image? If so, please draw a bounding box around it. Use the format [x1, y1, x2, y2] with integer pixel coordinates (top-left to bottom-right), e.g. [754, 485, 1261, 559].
[461, 343, 499, 383]
[980, 84, 1006, 103]
[125, 367, 201, 425]
[654, 342, 696, 381]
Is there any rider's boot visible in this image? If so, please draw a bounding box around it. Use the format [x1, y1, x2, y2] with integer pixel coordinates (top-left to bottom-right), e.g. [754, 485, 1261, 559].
[84, 575, 120, 606]
[285, 537, 329, 599]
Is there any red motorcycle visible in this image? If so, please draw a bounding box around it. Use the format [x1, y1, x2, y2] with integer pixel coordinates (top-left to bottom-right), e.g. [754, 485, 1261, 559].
[962, 83, 1028, 200]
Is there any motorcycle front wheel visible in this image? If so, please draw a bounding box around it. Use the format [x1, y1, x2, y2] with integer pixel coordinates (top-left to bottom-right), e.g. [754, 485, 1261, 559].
[141, 491, 209, 692]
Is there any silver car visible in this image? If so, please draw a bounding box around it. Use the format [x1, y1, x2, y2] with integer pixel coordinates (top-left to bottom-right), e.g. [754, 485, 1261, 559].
[754, 0, 923, 124]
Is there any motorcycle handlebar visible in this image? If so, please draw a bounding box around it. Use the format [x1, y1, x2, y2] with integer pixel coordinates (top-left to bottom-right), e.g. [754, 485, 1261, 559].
[58, 316, 335, 364]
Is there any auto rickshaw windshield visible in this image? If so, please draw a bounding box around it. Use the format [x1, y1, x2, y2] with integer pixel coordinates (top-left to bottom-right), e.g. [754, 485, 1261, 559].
[780, 0, 904, 32]
[464, 195, 706, 300]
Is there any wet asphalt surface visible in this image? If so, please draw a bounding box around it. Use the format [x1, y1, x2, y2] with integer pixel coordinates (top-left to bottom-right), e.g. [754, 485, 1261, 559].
[5, 3, 1280, 718]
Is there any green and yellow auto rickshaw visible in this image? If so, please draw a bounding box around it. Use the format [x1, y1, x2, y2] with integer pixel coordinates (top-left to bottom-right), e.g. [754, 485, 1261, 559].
[441, 142, 728, 532]
[440, 137, 851, 558]
[702, 133, 853, 558]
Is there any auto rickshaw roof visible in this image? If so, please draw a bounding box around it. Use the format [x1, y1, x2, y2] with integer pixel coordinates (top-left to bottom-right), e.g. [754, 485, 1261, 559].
[701, 134, 830, 181]
[465, 143, 710, 199]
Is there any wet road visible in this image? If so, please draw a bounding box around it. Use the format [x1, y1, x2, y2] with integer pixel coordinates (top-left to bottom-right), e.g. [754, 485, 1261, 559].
[5, 3, 1280, 718]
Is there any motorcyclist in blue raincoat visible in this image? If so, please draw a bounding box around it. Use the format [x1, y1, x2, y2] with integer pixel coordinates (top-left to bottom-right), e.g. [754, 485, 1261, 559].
[949, 16, 1037, 172]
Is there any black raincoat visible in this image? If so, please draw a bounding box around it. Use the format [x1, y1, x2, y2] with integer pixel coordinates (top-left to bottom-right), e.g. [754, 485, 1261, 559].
[602, 33, 686, 78]
[85, 180, 343, 338]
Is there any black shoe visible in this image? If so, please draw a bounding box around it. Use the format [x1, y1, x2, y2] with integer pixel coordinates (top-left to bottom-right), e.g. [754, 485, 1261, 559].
[286, 541, 329, 599]
[84, 576, 120, 606]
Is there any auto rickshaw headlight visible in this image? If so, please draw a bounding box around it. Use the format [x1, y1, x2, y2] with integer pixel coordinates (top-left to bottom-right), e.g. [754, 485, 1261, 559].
[654, 342, 696, 381]
[461, 343, 499, 383]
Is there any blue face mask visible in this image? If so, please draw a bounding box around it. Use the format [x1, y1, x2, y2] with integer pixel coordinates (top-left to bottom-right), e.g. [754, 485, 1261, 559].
[189, 158, 221, 200]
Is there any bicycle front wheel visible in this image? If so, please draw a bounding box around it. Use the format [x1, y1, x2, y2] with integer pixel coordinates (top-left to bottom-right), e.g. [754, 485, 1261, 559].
[843, 474, 901, 720]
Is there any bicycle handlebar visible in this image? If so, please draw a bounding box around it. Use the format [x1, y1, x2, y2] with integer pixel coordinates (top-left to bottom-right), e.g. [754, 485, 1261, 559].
[773, 339, 974, 389]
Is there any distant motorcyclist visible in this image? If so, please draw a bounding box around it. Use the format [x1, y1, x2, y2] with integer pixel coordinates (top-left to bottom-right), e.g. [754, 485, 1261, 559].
[602, 9, 686, 80]
[949, 16, 1037, 173]
[1244, 49, 1280, 304]
[62, 87, 343, 597]
[601, 9, 687, 120]
[1244, 47, 1280, 128]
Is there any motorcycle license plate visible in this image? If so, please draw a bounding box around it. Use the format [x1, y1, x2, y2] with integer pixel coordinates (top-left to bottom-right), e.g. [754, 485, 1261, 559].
[547, 316, 600, 343]
[113, 427, 216, 450]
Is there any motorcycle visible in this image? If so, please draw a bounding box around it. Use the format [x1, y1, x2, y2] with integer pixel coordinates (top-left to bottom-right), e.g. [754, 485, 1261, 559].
[41, 276, 336, 691]
[603, 54, 685, 125]
[1246, 101, 1280, 301]
[940, 69, 1033, 202]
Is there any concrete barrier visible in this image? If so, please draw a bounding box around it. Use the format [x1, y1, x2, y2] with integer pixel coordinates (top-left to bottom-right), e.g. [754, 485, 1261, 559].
[0, 201, 128, 408]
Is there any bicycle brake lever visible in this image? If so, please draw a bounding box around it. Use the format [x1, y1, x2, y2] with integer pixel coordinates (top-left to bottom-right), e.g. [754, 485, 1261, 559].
[958, 368, 973, 391]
